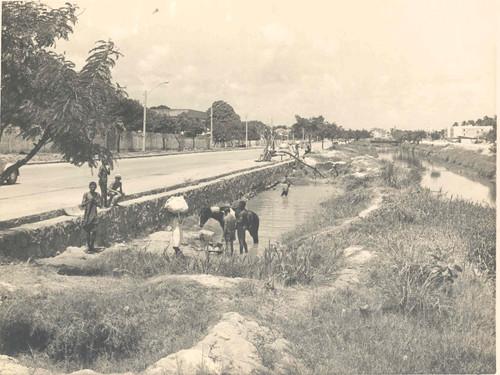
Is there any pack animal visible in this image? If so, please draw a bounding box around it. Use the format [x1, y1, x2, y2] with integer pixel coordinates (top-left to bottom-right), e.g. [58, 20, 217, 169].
[199, 206, 259, 244]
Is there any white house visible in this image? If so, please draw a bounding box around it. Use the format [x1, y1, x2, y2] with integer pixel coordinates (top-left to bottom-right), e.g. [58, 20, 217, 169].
[370, 128, 391, 139]
[447, 125, 492, 140]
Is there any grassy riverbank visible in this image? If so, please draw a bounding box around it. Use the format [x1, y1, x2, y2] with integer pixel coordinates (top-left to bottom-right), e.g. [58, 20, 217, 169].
[0, 147, 495, 374]
[398, 143, 496, 179]
[280, 190, 495, 373]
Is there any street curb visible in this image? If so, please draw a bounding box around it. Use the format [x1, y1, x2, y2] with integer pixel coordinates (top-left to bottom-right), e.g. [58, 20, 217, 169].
[0, 159, 282, 230]
[24, 146, 262, 166]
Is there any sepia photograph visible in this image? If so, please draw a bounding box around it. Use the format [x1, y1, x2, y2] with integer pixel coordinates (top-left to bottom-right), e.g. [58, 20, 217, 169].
[0, 0, 496, 374]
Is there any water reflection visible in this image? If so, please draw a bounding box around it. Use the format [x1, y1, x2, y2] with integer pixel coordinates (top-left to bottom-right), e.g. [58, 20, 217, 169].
[246, 184, 335, 255]
[378, 152, 495, 207]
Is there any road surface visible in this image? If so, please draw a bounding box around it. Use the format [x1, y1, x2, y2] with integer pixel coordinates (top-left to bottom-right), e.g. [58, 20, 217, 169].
[0, 148, 264, 222]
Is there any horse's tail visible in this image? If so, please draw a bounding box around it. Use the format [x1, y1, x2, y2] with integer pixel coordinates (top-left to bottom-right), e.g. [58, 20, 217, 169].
[251, 212, 259, 244]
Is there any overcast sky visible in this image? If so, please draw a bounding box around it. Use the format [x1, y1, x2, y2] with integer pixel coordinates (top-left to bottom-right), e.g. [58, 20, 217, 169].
[43, 0, 496, 129]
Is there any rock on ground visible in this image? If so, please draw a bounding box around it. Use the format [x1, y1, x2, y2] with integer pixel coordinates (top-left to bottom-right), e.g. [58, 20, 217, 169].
[144, 311, 301, 375]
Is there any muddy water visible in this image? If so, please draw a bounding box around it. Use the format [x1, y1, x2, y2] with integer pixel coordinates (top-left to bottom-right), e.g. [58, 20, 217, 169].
[378, 152, 495, 207]
[245, 183, 336, 254]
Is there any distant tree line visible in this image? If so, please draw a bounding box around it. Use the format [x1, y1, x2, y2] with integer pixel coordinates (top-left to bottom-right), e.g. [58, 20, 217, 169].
[116, 98, 270, 147]
[290, 115, 371, 148]
[451, 115, 497, 128]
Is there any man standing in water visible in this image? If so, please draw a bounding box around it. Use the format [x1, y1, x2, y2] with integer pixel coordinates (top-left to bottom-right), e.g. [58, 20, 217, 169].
[80, 181, 101, 253]
[235, 200, 249, 254]
[223, 207, 236, 255]
[281, 176, 292, 197]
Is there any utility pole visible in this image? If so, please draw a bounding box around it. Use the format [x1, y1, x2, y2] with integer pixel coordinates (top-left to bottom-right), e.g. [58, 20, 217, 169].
[210, 105, 213, 149]
[142, 90, 147, 152]
[142, 81, 169, 152]
[245, 115, 248, 148]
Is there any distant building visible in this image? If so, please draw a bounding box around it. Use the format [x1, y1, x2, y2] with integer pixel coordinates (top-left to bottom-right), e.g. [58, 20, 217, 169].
[150, 106, 208, 121]
[370, 128, 391, 139]
[274, 127, 291, 139]
[447, 125, 492, 140]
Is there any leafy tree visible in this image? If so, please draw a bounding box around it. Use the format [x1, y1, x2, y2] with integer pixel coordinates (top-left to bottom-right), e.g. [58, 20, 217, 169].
[177, 113, 206, 148]
[246, 120, 268, 141]
[114, 97, 143, 131]
[317, 122, 341, 148]
[1, 1, 125, 180]
[429, 130, 445, 140]
[206, 101, 242, 145]
[291, 115, 324, 142]
[484, 118, 497, 148]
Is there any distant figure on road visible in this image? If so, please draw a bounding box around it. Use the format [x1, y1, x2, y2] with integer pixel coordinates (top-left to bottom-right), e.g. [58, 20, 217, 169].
[235, 200, 249, 254]
[223, 207, 236, 255]
[98, 162, 111, 207]
[80, 181, 101, 253]
[108, 175, 124, 206]
[304, 142, 312, 156]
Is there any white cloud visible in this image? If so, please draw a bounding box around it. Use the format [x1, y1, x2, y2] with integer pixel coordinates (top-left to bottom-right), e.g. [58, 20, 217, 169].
[42, 0, 496, 129]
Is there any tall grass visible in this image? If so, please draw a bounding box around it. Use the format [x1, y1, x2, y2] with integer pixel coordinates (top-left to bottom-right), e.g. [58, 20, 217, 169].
[379, 159, 422, 188]
[0, 281, 220, 373]
[400, 144, 496, 179]
[279, 187, 495, 374]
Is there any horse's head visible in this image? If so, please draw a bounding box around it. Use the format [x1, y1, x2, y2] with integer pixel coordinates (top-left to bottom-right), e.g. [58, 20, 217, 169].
[199, 207, 211, 227]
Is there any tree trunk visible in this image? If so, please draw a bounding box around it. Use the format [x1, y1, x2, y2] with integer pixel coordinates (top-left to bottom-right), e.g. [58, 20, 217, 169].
[278, 151, 326, 178]
[173, 133, 183, 151]
[0, 131, 50, 182]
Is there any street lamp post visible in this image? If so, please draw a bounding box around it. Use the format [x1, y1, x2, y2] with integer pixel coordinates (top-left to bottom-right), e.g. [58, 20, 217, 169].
[210, 105, 213, 149]
[245, 115, 248, 148]
[142, 81, 169, 152]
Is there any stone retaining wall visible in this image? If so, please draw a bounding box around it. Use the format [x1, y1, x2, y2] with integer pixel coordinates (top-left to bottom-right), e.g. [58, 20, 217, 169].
[0, 162, 293, 260]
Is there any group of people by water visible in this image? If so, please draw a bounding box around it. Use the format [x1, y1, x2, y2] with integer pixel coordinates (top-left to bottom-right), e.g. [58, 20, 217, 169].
[80, 162, 125, 253]
[79, 161, 293, 255]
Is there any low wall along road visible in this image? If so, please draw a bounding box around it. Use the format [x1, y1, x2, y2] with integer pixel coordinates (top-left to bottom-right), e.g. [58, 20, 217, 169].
[0, 161, 293, 259]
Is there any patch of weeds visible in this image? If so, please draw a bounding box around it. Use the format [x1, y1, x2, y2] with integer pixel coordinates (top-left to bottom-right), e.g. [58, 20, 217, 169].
[0, 281, 220, 373]
[281, 278, 495, 374]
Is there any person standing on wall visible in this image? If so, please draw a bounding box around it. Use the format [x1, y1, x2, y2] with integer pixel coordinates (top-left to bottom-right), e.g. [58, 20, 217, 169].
[235, 200, 249, 254]
[80, 181, 101, 253]
[98, 161, 110, 207]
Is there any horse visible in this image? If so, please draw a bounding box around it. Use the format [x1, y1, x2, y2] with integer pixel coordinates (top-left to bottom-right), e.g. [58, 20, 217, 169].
[199, 206, 259, 244]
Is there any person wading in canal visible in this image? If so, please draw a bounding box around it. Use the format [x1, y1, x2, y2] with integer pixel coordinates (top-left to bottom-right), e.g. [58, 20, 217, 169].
[235, 200, 249, 254]
[281, 176, 292, 197]
[98, 161, 110, 207]
[80, 181, 101, 253]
